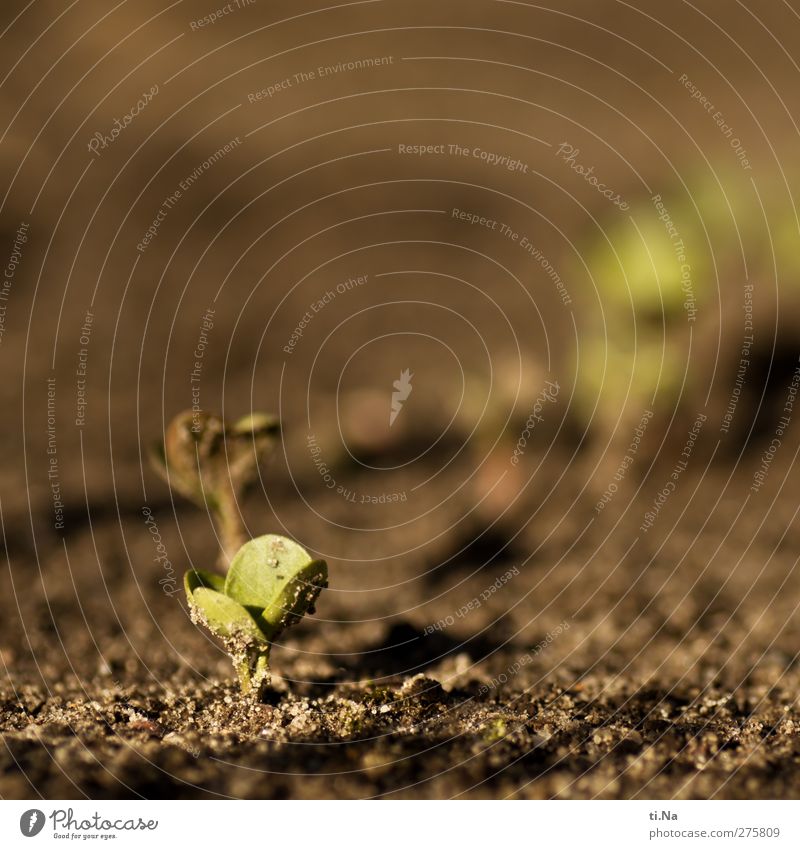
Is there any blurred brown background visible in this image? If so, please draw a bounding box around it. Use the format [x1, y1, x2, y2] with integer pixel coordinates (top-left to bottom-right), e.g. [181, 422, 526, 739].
[2, 0, 800, 799]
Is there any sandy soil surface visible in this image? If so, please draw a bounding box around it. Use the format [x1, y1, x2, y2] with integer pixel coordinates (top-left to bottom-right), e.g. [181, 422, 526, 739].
[3, 452, 800, 799]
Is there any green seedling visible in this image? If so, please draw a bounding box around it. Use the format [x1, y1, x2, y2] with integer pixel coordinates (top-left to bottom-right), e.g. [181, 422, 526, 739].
[150, 410, 327, 698]
[184, 535, 327, 697]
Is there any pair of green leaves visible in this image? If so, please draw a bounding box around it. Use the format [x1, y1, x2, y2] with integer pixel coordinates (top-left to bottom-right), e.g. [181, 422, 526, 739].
[185, 534, 327, 697]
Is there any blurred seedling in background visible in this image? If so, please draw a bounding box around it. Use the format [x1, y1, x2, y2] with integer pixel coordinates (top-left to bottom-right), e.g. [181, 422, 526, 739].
[150, 411, 328, 699]
[566, 167, 800, 501]
[572, 205, 708, 430]
[572, 170, 800, 438]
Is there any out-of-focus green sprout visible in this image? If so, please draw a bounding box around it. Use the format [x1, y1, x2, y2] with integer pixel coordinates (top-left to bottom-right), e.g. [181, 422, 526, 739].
[572, 200, 711, 427]
[571, 167, 800, 447]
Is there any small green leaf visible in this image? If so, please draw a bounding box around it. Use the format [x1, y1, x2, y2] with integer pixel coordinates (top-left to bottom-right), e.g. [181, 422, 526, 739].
[223, 534, 327, 642]
[261, 559, 328, 634]
[184, 568, 226, 597]
[189, 587, 267, 641]
[225, 534, 322, 608]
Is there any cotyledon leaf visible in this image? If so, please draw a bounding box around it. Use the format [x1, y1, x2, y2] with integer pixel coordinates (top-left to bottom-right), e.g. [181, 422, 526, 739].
[184, 568, 226, 597]
[261, 559, 328, 634]
[188, 587, 268, 641]
[224, 534, 325, 608]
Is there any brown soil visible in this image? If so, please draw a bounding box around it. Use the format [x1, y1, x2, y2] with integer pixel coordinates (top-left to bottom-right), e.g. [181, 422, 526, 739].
[4, 456, 800, 799]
